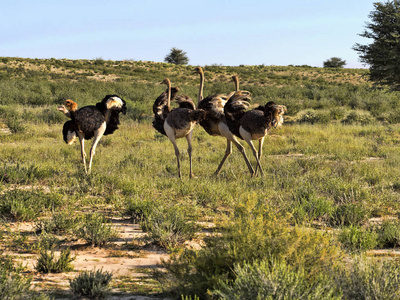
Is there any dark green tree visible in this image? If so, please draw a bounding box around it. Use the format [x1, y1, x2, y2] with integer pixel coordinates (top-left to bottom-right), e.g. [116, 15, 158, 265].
[164, 47, 189, 65]
[323, 57, 346, 68]
[353, 1, 400, 89]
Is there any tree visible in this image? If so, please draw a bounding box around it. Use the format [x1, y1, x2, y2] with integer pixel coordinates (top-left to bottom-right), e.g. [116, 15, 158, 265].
[353, 0, 400, 89]
[164, 47, 189, 65]
[323, 57, 346, 68]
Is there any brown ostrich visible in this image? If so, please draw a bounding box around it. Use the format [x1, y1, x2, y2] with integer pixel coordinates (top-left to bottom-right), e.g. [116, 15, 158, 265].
[224, 99, 286, 176]
[57, 95, 126, 174]
[152, 78, 205, 178]
[194, 67, 254, 175]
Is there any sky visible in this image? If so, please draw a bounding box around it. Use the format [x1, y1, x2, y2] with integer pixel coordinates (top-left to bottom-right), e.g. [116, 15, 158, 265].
[1, 0, 376, 68]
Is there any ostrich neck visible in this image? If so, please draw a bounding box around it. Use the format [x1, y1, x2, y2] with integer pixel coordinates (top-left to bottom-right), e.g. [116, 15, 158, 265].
[104, 109, 111, 122]
[166, 80, 171, 112]
[234, 77, 239, 92]
[198, 72, 204, 105]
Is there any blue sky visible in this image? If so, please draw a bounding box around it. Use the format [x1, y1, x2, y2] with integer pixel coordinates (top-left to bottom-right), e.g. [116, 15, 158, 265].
[1, 0, 375, 68]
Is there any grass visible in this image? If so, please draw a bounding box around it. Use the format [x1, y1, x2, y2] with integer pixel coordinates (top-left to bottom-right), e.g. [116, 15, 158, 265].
[2, 57, 400, 298]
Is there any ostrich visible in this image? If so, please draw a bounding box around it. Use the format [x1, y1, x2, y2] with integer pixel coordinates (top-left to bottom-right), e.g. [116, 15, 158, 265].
[57, 95, 126, 174]
[153, 78, 205, 178]
[224, 99, 286, 176]
[194, 67, 254, 175]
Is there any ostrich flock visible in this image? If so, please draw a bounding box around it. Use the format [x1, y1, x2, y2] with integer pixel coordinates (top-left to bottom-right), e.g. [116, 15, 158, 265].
[57, 67, 286, 177]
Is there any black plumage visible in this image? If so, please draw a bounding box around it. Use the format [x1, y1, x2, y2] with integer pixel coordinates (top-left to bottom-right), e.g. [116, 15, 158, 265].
[59, 95, 126, 174]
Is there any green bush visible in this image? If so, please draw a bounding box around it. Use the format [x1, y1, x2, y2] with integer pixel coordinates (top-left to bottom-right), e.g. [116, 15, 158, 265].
[338, 225, 378, 252]
[124, 198, 157, 223]
[0, 252, 50, 299]
[142, 206, 198, 249]
[291, 186, 335, 223]
[69, 268, 112, 299]
[375, 219, 400, 248]
[77, 213, 118, 246]
[214, 259, 341, 300]
[36, 211, 79, 235]
[335, 256, 400, 299]
[329, 203, 369, 227]
[0, 190, 63, 221]
[341, 110, 375, 125]
[35, 247, 75, 273]
[158, 198, 343, 298]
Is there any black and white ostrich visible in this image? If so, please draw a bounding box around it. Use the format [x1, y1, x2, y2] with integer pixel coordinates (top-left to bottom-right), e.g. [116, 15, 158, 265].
[224, 98, 286, 176]
[152, 78, 205, 178]
[57, 95, 126, 174]
[194, 67, 254, 175]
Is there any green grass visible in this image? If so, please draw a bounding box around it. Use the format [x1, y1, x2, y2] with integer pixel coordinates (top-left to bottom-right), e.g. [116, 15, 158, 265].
[3, 57, 400, 298]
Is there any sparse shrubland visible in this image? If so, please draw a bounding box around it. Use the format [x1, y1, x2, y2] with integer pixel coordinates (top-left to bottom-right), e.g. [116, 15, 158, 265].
[2, 57, 400, 298]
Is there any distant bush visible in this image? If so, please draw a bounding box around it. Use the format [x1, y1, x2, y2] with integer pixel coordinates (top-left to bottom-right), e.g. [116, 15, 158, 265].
[341, 110, 376, 125]
[297, 109, 333, 124]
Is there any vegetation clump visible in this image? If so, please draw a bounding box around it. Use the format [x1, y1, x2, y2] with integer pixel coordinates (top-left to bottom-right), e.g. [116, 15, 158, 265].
[35, 247, 75, 273]
[77, 213, 118, 247]
[69, 268, 113, 299]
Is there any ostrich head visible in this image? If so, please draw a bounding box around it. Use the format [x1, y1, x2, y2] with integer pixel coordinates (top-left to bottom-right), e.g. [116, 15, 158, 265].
[160, 78, 171, 86]
[103, 95, 127, 114]
[64, 99, 78, 112]
[265, 101, 286, 128]
[193, 66, 203, 75]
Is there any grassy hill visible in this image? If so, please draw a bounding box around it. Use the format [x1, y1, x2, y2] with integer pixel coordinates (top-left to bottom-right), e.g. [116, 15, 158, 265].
[3, 57, 400, 299]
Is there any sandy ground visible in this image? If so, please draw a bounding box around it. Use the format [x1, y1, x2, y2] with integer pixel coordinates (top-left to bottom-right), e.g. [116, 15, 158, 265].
[6, 219, 171, 299]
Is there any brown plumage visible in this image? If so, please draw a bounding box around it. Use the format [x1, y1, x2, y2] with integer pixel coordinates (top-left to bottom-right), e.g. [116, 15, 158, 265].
[152, 78, 205, 178]
[194, 67, 255, 175]
[224, 99, 287, 176]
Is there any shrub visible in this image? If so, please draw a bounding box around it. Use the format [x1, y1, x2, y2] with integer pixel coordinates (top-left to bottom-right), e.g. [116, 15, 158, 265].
[341, 110, 375, 125]
[0, 252, 50, 299]
[298, 109, 317, 124]
[36, 211, 79, 235]
[328, 203, 369, 227]
[335, 256, 400, 299]
[291, 186, 335, 223]
[76, 213, 118, 246]
[124, 198, 156, 223]
[375, 219, 400, 248]
[158, 198, 343, 298]
[142, 206, 198, 249]
[69, 268, 113, 299]
[0, 190, 63, 221]
[213, 259, 341, 300]
[338, 225, 378, 252]
[35, 247, 75, 273]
